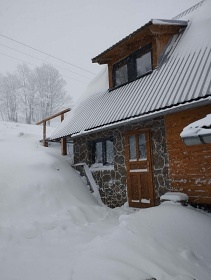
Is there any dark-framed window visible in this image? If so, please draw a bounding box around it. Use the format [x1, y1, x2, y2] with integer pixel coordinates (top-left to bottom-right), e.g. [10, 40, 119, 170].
[136, 51, 152, 78]
[92, 138, 114, 165]
[114, 61, 128, 87]
[112, 44, 152, 88]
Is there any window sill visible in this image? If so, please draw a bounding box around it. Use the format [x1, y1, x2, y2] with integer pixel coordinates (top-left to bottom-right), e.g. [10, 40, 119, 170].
[90, 163, 114, 172]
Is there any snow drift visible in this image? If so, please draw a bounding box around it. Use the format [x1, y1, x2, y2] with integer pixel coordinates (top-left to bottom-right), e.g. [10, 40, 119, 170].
[0, 121, 210, 280]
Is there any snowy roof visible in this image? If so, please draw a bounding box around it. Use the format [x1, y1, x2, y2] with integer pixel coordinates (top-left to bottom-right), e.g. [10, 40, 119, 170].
[51, 0, 211, 140]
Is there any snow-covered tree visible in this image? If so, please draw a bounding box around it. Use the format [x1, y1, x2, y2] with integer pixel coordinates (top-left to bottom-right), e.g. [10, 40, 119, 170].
[0, 73, 20, 122]
[33, 64, 70, 122]
[0, 64, 71, 124]
[0, 74, 4, 121]
[17, 64, 37, 124]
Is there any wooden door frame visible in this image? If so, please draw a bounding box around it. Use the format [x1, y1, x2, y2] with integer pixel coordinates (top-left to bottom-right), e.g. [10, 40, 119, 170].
[124, 129, 155, 208]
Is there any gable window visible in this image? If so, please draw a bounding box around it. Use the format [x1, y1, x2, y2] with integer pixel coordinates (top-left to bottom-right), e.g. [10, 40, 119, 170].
[115, 63, 128, 87]
[136, 51, 152, 78]
[92, 138, 114, 165]
[113, 44, 152, 88]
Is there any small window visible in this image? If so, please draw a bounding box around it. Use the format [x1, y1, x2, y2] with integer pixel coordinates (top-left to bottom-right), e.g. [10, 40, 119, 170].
[129, 135, 136, 160]
[114, 63, 128, 87]
[138, 134, 147, 160]
[106, 139, 114, 164]
[112, 44, 152, 88]
[95, 142, 103, 163]
[92, 138, 114, 165]
[136, 51, 152, 78]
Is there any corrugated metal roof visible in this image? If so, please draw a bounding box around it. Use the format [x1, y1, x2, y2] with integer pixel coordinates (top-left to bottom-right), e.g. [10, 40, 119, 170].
[51, 0, 211, 140]
[173, 0, 204, 20]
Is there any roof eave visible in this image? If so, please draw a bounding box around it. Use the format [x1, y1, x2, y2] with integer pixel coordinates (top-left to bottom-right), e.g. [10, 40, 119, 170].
[71, 97, 211, 138]
[92, 19, 188, 65]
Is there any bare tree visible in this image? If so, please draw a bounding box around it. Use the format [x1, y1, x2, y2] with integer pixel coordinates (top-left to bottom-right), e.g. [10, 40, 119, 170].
[0, 73, 20, 122]
[0, 64, 71, 124]
[17, 64, 37, 124]
[0, 74, 5, 121]
[34, 64, 70, 122]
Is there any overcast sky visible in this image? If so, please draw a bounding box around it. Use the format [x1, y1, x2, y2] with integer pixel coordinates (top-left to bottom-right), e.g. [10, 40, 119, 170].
[0, 0, 200, 103]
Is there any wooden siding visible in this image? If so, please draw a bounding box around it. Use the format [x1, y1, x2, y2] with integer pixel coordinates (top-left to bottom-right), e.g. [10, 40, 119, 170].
[165, 105, 211, 204]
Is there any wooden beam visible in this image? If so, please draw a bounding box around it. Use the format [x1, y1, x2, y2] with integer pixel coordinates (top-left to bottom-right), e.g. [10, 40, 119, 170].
[36, 108, 70, 125]
[61, 137, 67, 155]
[149, 24, 185, 35]
[61, 113, 64, 122]
[43, 121, 48, 147]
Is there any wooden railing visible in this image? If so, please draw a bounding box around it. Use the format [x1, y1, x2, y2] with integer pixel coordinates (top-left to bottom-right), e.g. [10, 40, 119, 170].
[36, 108, 70, 155]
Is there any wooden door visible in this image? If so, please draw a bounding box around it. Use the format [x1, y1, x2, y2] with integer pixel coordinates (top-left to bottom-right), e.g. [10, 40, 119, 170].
[125, 130, 154, 208]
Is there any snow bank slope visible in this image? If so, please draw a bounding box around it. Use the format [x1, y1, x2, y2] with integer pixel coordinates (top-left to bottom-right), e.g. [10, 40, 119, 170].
[0, 121, 107, 227]
[74, 203, 211, 280]
[0, 121, 123, 280]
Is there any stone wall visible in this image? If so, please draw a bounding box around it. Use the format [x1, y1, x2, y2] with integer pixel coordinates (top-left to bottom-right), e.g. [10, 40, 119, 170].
[74, 116, 170, 207]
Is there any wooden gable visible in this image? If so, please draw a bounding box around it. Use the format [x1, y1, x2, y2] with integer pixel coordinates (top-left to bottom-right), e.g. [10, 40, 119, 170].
[92, 20, 187, 89]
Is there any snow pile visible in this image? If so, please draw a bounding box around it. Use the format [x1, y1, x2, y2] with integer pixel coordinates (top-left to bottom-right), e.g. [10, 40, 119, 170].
[0, 121, 211, 280]
[180, 114, 211, 144]
[0, 121, 132, 279]
[0, 122, 107, 226]
[160, 192, 188, 202]
[73, 203, 211, 280]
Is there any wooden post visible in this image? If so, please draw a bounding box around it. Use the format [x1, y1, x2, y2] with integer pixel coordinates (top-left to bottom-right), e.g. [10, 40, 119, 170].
[36, 108, 70, 151]
[43, 121, 48, 147]
[61, 137, 67, 155]
[61, 113, 64, 122]
[60, 113, 67, 155]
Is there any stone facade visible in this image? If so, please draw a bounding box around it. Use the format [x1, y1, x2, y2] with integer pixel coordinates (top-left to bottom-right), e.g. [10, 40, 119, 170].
[74, 116, 170, 208]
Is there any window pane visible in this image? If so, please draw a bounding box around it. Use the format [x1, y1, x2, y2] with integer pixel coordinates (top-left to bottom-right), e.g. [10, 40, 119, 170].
[106, 140, 114, 164]
[139, 134, 147, 160]
[136, 51, 152, 77]
[115, 64, 128, 86]
[129, 135, 136, 160]
[95, 142, 103, 163]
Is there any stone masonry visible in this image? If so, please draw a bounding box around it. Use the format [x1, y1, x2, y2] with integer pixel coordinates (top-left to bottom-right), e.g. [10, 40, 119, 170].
[74, 116, 170, 208]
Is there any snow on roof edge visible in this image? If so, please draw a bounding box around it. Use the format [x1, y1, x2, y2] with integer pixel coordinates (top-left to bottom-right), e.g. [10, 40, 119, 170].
[151, 19, 187, 26]
[70, 97, 211, 139]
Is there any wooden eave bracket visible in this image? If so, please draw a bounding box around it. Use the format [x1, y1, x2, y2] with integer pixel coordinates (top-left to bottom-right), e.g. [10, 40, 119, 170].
[149, 24, 187, 35]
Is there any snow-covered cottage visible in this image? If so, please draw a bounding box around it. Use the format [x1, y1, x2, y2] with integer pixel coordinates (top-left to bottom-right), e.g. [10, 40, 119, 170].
[51, 0, 211, 208]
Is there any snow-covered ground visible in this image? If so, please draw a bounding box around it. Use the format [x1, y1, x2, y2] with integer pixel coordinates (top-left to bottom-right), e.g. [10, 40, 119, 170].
[0, 121, 210, 280]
